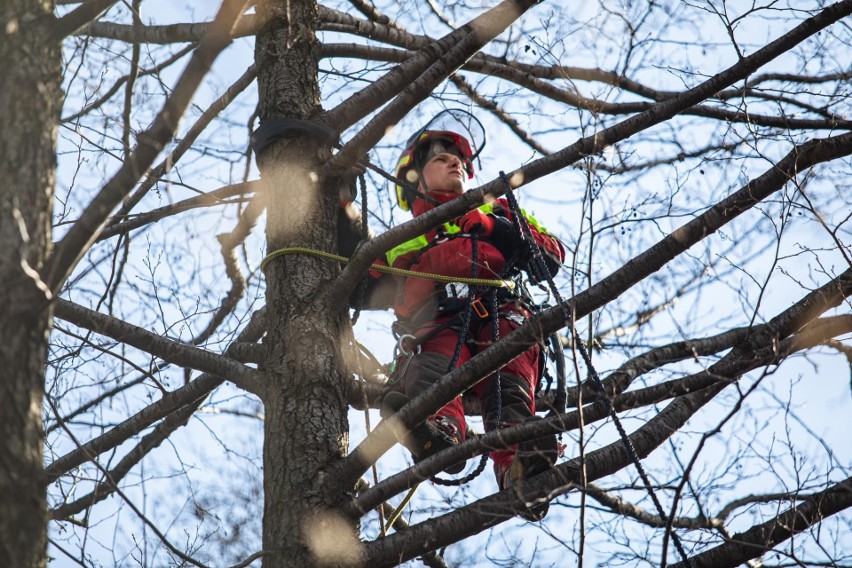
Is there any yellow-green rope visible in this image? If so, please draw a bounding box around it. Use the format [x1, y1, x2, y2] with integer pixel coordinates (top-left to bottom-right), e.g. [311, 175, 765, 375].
[261, 246, 515, 290]
[384, 484, 420, 531]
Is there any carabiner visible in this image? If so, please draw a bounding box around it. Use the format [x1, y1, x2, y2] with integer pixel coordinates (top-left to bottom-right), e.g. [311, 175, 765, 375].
[396, 334, 421, 358]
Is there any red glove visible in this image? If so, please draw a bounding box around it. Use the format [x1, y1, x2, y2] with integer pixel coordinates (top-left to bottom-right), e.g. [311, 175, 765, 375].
[458, 209, 495, 236]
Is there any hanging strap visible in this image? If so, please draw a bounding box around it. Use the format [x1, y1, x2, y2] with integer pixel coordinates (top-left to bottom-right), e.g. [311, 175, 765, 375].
[250, 118, 339, 156]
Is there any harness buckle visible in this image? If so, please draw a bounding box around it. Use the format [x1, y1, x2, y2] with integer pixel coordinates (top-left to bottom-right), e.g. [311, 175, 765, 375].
[444, 282, 468, 299]
[500, 310, 526, 326]
[471, 298, 489, 319]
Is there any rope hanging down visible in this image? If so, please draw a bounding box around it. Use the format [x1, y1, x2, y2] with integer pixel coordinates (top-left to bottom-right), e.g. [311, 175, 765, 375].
[498, 171, 693, 567]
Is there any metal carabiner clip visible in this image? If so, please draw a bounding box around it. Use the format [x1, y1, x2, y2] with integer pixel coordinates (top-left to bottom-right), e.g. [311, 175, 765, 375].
[392, 334, 421, 382]
[396, 334, 421, 358]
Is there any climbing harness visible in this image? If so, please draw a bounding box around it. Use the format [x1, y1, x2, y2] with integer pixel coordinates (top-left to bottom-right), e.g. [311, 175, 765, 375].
[430, 233, 494, 486]
[498, 171, 693, 567]
[380, 234, 495, 487]
[384, 194, 565, 489]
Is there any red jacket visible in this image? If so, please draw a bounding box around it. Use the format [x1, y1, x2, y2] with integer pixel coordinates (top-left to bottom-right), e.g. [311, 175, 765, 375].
[366, 195, 565, 321]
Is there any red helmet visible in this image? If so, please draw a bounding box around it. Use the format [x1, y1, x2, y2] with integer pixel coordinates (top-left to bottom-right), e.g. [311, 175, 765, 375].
[393, 110, 485, 211]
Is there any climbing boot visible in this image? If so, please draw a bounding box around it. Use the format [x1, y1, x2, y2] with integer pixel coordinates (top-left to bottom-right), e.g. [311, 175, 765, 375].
[381, 391, 466, 474]
[500, 416, 558, 521]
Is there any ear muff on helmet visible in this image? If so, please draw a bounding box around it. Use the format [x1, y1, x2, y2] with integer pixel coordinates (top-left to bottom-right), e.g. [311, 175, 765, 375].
[394, 130, 474, 211]
[394, 145, 420, 212]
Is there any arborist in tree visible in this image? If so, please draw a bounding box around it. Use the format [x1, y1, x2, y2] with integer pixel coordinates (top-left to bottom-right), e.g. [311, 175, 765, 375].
[365, 110, 565, 520]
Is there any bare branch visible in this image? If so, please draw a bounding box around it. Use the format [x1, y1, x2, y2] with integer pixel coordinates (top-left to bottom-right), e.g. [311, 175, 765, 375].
[450, 73, 551, 156]
[583, 483, 719, 530]
[44, 308, 266, 482]
[96, 181, 257, 241]
[45, 373, 211, 484]
[354, 478, 451, 568]
[822, 338, 852, 393]
[43, 0, 247, 294]
[716, 491, 823, 522]
[227, 550, 277, 568]
[80, 12, 260, 44]
[346, 0, 400, 29]
[191, 195, 264, 345]
[50, 0, 119, 39]
[321, 41, 852, 131]
[317, 10, 670, 99]
[53, 298, 255, 385]
[46, 370, 148, 436]
[671, 477, 852, 568]
[110, 64, 257, 222]
[322, 0, 540, 142]
[47, 400, 214, 568]
[49, 398, 201, 520]
[62, 44, 196, 123]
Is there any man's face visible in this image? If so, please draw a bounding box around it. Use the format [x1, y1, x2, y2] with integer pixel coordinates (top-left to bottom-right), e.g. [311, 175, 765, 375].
[420, 152, 466, 196]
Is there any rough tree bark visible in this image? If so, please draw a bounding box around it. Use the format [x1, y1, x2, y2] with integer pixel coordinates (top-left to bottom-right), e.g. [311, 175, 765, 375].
[0, 1, 60, 567]
[255, 0, 359, 565]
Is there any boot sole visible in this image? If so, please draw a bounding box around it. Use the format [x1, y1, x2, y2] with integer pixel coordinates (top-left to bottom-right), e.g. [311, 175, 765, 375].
[382, 391, 466, 475]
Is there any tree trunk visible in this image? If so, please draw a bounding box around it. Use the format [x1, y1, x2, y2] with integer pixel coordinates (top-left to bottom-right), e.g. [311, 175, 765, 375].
[256, 1, 358, 565]
[0, 1, 61, 567]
